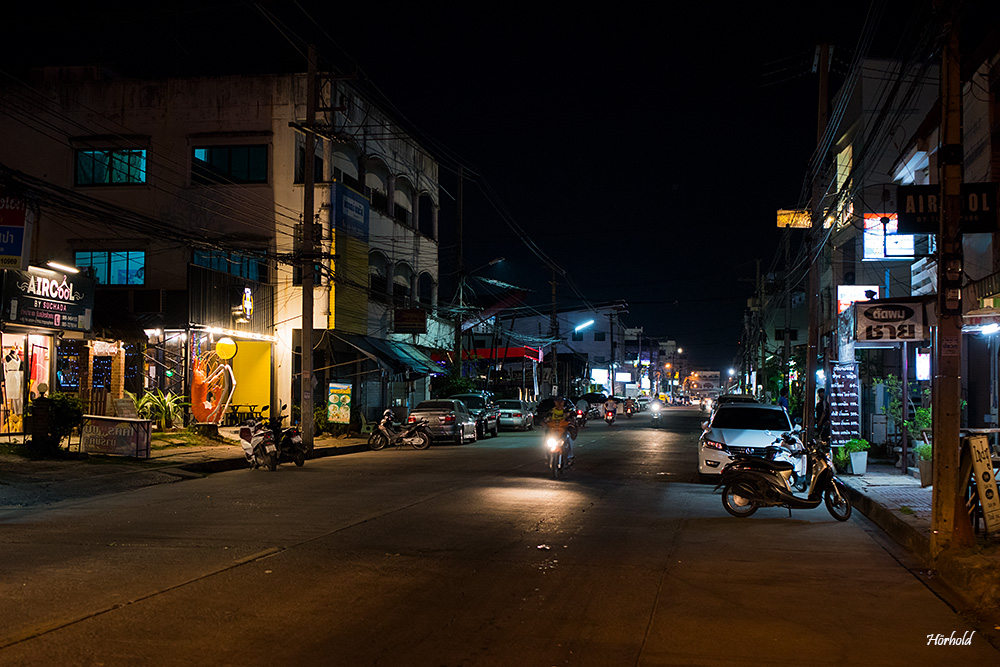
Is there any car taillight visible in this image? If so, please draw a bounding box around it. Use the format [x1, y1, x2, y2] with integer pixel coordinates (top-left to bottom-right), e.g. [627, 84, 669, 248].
[513, 412, 521, 418]
[442, 413, 456, 423]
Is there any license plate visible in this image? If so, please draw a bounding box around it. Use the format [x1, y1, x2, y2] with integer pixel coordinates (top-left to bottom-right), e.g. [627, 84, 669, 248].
[265, 444, 276, 453]
[291, 435, 302, 443]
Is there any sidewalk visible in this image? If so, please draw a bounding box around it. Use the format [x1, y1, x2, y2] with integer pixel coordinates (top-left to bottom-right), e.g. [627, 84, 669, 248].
[840, 461, 1000, 620]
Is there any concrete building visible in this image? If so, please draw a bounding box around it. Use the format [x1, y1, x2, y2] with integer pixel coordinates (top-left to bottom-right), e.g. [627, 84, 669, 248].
[0, 65, 449, 428]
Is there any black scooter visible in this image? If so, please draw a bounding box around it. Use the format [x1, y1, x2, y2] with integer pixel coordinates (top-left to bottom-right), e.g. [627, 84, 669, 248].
[717, 438, 853, 521]
[370, 410, 432, 450]
[264, 403, 309, 467]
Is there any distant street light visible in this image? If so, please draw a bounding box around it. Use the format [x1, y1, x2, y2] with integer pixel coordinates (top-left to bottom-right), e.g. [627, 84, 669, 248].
[574, 319, 595, 332]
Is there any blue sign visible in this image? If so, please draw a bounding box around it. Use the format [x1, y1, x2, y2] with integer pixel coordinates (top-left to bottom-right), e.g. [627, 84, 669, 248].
[333, 183, 369, 241]
[0, 227, 24, 261]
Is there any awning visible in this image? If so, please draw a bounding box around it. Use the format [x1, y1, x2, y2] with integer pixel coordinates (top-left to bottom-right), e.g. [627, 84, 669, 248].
[330, 332, 440, 377]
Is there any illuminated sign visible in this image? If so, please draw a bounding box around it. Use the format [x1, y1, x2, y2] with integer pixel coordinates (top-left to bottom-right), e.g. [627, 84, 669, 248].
[615, 372, 632, 382]
[0, 194, 28, 269]
[838, 284, 879, 314]
[1, 268, 94, 331]
[916, 348, 931, 381]
[776, 209, 811, 229]
[863, 213, 914, 260]
[591, 368, 609, 385]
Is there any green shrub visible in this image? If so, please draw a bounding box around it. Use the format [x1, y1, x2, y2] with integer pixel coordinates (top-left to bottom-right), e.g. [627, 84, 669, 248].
[914, 443, 932, 461]
[844, 438, 870, 453]
[28, 392, 84, 452]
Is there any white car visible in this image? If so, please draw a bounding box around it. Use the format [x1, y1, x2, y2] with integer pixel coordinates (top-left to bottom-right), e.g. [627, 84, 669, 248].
[496, 399, 534, 431]
[698, 404, 798, 478]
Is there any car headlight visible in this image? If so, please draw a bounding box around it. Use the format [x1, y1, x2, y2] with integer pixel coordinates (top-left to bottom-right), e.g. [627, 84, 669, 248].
[702, 439, 726, 451]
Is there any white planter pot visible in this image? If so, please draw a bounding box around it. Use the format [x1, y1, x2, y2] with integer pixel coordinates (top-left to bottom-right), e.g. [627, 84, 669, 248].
[849, 451, 868, 475]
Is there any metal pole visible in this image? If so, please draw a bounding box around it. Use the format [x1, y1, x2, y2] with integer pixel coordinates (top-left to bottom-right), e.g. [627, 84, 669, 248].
[901, 340, 909, 475]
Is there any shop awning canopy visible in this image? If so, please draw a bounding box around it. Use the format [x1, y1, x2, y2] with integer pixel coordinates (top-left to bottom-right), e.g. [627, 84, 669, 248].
[330, 332, 442, 377]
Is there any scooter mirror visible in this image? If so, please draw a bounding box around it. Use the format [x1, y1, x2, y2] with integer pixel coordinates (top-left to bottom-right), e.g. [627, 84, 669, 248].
[701, 421, 710, 431]
[792, 424, 802, 432]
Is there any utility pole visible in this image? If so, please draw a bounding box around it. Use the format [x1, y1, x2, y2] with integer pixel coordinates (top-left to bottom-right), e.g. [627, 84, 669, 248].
[805, 43, 830, 441]
[609, 311, 616, 397]
[453, 165, 464, 378]
[783, 228, 792, 387]
[931, 10, 974, 554]
[300, 44, 317, 450]
[549, 269, 558, 395]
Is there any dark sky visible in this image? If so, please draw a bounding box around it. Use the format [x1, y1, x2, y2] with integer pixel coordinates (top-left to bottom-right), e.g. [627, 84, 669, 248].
[4, 1, 928, 370]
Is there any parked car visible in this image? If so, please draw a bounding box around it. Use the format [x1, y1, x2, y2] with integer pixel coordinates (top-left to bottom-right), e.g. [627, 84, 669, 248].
[449, 392, 500, 438]
[698, 403, 797, 478]
[408, 399, 478, 445]
[496, 399, 534, 431]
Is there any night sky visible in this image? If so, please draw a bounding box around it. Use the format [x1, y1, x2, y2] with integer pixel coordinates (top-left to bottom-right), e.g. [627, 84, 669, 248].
[4, 1, 932, 370]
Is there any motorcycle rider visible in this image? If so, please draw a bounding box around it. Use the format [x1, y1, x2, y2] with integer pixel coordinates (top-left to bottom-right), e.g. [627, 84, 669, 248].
[624, 396, 636, 414]
[544, 397, 575, 462]
[602, 396, 619, 420]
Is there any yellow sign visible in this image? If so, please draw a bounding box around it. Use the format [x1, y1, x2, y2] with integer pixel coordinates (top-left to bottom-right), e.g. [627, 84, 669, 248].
[777, 209, 811, 229]
[967, 435, 1000, 534]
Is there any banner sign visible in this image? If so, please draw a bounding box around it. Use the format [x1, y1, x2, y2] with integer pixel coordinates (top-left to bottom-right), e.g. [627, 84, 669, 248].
[0, 194, 29, 269]
[856, 301, 927, 342]
[393, 308, 427, 334]
[896, 183, 999, 234]
[1, 269, 95, 331]
[81, 416, 151, 458]
[327, 381, 352, 424]
[830, 363, 860, 448]
[333, 183, 369, 241]
[966, 435, 1000, 535]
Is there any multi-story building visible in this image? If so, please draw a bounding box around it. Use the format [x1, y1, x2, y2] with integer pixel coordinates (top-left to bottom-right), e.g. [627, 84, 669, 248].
[0, 64, 449, 430]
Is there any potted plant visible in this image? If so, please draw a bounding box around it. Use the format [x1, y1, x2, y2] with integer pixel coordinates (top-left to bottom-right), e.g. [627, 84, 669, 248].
[844, 438, 870, 475]
[914, 442, 932, 487]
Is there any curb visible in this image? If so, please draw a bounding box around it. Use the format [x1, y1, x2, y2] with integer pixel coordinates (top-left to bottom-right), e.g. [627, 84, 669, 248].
[841, 479, 1000, 618]
[177, 442, 370, 474]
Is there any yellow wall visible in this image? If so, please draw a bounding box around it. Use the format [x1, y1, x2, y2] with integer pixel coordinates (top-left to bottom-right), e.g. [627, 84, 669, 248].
[230, 341, 272, 417]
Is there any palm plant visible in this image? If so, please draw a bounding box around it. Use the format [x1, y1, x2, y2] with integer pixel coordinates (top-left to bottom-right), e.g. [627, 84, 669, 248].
[127, 390, 188, 429]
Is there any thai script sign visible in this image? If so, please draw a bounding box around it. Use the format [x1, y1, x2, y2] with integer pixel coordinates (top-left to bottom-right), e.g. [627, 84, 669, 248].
[966, 435, 1000, 535]
[1, 268, 94, 331]
[333, 183, 369, 241]
[327, 381, 352, 424]
[0, 193, 29, 269]
[830, 363, 860, 448]
[81, 416, 151, 458]
[856, 301, 927, 342]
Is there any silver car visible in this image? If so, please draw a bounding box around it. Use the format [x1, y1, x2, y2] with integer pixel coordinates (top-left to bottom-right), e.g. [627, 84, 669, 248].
[698, 404, 797, 478]
[496, 399, 534, 431]
[408, 399, 478, 445]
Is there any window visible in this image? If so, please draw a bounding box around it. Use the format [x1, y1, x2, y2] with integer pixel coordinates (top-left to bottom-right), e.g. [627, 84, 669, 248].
[192, 145, 268, 184]
[294, 134, 324, 184]
[193, 251, 266, 282]
[572, 331, 584, 341]
[594, 332, 606, 341]
[75, 149, 146, 185]
[75, 251, 145, 285]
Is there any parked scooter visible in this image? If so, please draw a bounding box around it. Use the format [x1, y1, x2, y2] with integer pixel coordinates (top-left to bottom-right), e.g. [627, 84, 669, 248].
[264, 403, 309, 467]
[370, 409, 432, 450]
[717, 438, 852, 521]
[239, 415, 278, 471]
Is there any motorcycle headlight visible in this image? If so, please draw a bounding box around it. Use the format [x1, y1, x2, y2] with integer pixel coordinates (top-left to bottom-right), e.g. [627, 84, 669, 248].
[546, 438, 560, 450]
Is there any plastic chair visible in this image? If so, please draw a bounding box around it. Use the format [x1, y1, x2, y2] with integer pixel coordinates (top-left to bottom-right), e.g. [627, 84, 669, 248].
[357, 411, 376, 435]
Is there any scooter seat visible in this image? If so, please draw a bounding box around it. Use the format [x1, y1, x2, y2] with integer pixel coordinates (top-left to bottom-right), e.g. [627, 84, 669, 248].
[732, 454, 794, 472]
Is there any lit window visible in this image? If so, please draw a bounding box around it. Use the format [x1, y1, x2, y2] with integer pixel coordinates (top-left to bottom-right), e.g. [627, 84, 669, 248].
[75, 251, 145, 285]
[192, 145, 268, 185]
[75, 149, 147, 185]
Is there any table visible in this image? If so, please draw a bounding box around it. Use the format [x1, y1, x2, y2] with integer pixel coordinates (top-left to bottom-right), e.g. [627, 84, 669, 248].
[226, 404, 260, 426]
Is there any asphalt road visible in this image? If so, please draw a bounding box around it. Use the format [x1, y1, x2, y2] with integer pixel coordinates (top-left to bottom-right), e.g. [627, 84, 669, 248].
[0, 407, 996, 666]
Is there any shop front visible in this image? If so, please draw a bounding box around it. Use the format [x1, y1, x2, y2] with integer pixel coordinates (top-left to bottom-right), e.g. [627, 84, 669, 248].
[148, 265, 275, 426]
[0, 266, 95, 433]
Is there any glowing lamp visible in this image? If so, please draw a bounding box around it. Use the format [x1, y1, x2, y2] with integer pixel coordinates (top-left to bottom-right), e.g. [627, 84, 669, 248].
[216, 337, 238, 360]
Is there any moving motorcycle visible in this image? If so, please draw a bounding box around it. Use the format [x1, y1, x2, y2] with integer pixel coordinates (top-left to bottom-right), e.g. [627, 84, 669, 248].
[370, 409, 432, 450]
[544, 429, 572, 479]
[604, 410, 616, 425]
[717, 437, 852, 521]
[650, 402, 662, 427]
[239, 415, 278, 471]
[264, 403, 309, 467]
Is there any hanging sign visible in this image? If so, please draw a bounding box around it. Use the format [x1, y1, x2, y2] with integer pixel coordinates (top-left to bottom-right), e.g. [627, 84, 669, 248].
[896, 183, 999, 234]
[0, 194, 29, 269]
[856, 301, 927, 342]
[966, 435, 1000, 535]
[1, 268, 95, 331]
[327, 381, 352, 424]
